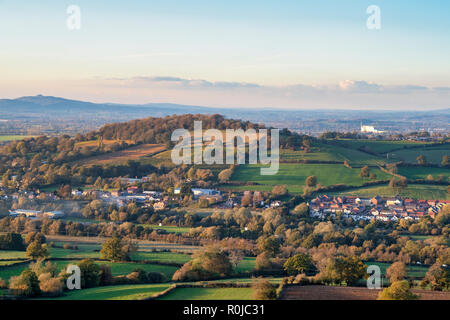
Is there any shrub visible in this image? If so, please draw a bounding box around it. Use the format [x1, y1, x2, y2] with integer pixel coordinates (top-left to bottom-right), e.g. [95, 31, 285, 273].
[252, 278, 276, 300]
[378, 281, 419, 300]
[9, 269, 41, 297]
[38, 273, 64, 297]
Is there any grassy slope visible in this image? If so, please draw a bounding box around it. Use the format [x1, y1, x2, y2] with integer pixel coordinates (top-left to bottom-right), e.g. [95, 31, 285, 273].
[157, 287, 254, 300]
[230, 163, 392, 194]
[50, 283, 171, 300]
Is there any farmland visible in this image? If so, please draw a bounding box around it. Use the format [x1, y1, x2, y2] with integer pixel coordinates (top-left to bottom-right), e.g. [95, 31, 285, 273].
[229, 163, 393, 194]
[0, 135, 35, 142]
[157, 287, 254, 300]
[280, 285, 450, 300]
[76, 144, 166, 166]
[50, 283, 171, 300]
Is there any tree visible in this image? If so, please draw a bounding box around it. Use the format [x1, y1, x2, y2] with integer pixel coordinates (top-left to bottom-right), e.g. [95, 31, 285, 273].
[421, 263, 450, 291]
[38, 273, 63, 297]
[25, 241, 49, 260]
[292, 203, 308, 217]
[416, 155, 426, 165]
[378, 280, 419, 300]
[359, 166, 370, 178]
[257, 236, 280, 257]
[324, 256, 367, 286]
[100, 237, 129, 262]
[228, 249, 244, 269]
[386, 261, 407, 283]
[305, 176, 317, 188]
[442, 155, 449, 166]
[218, 168, 233, 182]
[77, 259, 100, 288]
[0, 232, 25, 251]
[435, 204, 450, 226]
[252, 278, 276, 300]
[283, 253, 315, 275]
[8, 269, 41, 297]
[271, 185, 288, 197]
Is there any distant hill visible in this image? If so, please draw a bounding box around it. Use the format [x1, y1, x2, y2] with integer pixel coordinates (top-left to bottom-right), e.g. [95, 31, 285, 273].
[0, 95, 448, 135]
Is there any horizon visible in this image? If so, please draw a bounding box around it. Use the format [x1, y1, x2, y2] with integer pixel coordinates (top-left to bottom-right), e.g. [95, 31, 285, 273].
[1, 94, 449, 112]
[0, 0, 449, 110]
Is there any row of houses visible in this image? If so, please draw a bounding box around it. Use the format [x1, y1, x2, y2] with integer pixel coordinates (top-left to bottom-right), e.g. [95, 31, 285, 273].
[309, 195, 449, 221]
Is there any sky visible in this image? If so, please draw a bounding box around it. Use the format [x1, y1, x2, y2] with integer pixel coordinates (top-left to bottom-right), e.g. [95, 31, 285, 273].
[0, 0, 449, 110]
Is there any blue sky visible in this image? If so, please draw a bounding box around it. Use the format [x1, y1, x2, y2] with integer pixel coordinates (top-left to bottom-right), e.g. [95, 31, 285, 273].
[0, 0, 449, 109]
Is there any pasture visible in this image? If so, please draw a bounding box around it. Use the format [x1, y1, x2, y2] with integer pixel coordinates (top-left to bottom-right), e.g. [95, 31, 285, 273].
[397, 166, 450, 180]
[388, 147, 449, 165]
[0, 135, 35, 142]
[230, 163, 392, 194]
[157, 287, 254, 300]
[335, 139, 431, 154]
[50, 283, 171, 300]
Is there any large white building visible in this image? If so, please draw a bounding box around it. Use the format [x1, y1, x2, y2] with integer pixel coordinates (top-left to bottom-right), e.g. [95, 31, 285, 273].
[361, 124, 384, 134]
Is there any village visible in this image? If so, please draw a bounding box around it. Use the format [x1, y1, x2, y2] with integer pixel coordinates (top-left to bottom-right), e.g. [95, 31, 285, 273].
[309, 194, 449, 221]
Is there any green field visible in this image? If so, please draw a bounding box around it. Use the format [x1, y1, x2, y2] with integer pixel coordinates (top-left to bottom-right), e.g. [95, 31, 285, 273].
[0, 259, 178, 281]
[50, 283, 171, 300]
[230, 163, 392, 194]
[281, 142, 391, 165]
[131, 251, 191, 264]
[397, 166, 450, 180]
[235, 257, 256, 273]
[0, 251, 26, 259]
[366, 261, 429, 279]
[335, 139, 431, 154]
[157, 287, 254, 300]
[389, 147, 449, 165]
[143, 224, 192, 234]
[0, 135, 34, 142]
[329, 184, 449, 200]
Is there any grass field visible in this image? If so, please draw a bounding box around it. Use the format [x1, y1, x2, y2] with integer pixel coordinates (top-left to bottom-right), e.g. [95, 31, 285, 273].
[230, 163, 392, 194]
[142, 224, 192, 234]
[0, 259, 178, 281]
[397, 166, 450, 180]
[234, 257, 256, 273]
[130, 251, 191, 264]
[389, 147, 449, 165]
[366, 261, 429, 279]
[157, 287, 254, 300]
[329, 184, 449, 200]
[0, 251, 26, 259]
[0, 135, 35, 142]
[280, 144, 387, 165]
[50, 283, 171, 300]
[335, 139, 431, 154]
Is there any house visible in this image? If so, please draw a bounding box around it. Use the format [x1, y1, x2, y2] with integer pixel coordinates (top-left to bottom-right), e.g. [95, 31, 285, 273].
[386, 197, 403, 206]
[355, 197, 372, 206]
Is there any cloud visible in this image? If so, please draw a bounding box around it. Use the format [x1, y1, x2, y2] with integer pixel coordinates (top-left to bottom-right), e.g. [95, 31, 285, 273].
[123, 76, 262, 90]
[339, 80, 382, 93]
[93, 76, 450, 109]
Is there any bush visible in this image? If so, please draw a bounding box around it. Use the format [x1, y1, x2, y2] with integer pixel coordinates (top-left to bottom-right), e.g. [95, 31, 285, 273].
[9, 269, 41, 297]
[252, 278, 276, 300]
[77, 259, 100, 288]
[0, 278, 7, 289]
[99, 264, 113, 286]
[378, 281, 419, 300]
[38, 273, 64, 297]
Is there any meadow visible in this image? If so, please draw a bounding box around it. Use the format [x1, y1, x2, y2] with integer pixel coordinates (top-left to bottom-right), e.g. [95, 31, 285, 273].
[50, 283, 171, 300]
[0, 135, 35, 142]
[157, 287, 254, 300]
[230, 163, 392, 194]
[397, 166, 450, 180]
[334, 139, 432, 154]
